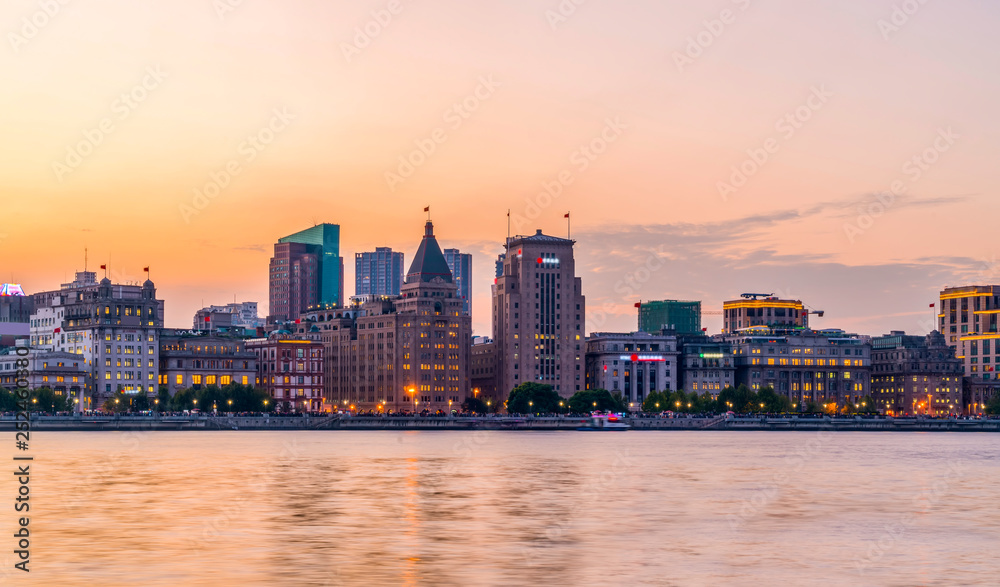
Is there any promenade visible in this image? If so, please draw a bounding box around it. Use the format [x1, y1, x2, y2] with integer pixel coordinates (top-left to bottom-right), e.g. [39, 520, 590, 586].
[3, 414, 1000, 432]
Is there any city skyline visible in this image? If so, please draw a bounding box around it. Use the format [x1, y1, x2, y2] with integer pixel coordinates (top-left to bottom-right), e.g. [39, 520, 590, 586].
[4, 0, 999, 338]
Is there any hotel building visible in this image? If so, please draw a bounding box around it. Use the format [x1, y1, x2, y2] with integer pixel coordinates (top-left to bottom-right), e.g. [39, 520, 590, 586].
[938, 286, 1000, 383]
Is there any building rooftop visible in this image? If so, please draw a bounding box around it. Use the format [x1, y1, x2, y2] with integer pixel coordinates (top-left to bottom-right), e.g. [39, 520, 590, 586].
[406, 221, 453, 284]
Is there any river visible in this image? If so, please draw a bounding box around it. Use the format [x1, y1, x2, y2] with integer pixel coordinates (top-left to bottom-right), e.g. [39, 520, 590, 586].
[6, 431, 998, 586]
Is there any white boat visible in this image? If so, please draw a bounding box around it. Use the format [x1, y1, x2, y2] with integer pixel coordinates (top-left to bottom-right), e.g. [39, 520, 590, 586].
[578, 412, 630, 431]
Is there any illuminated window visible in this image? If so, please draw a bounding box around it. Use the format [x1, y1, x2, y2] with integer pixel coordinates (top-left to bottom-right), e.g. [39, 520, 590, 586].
[176, 374, 183, 385]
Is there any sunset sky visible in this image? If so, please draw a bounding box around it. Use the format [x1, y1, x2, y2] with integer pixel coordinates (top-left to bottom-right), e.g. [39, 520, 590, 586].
[2, 0, 998, 337]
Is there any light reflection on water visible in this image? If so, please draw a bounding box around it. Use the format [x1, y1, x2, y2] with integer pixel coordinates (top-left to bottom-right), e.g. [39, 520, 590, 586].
[9, 431, 1000, 586]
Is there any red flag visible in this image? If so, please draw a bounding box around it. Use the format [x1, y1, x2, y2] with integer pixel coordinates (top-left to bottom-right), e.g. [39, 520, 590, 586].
[929, 303, 935, 308]
[295, 319, 301, 324]
[634, 302, 641, 308]
[100, 264, 106, 270]
[144, 266, 149, 272]
[423, 206, 430, 212]
[564, 213, 570, 218]
[204, 316, 211, 322]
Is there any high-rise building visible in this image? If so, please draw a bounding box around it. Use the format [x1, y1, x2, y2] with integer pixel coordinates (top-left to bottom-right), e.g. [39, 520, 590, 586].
[723, 296, 809, 334]
[492, 229, 586, 399]
[355, 247, 404, 297]
[938, 286, 1000, 382]
[443, 248, 472, 315]
[638, 300, 702, 334]
[870, 331, 963, 416]
[297, 220, 472, 413]
[269, 224, 343, 322]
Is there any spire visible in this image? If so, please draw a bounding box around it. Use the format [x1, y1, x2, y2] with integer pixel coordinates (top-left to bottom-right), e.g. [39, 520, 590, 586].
[405, 221, 453, 284]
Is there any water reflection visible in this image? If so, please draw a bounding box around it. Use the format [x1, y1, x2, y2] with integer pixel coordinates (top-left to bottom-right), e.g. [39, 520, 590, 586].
[14, 431, 1000, 586]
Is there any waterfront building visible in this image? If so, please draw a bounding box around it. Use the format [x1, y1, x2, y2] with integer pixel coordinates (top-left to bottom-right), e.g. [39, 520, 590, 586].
[938, 286, 1000, 382]
[355, 247, 404, 297]
[159, 331, 258, 396]
[677, 335, 736, 395]
[585, 331, 680, 410]
[492, 230, 586, 399]
[638, 300, 702, 335]
[725, 327, 871, 408]
[870, 331, 963, 416]
[0, 346, 90, 405]
[723, 296, 809, 334]
[471, 338, 499, 408]
[268, 224, 344, 322]
[296, 220, 472, 413]
[29, 274, 164, 410]
[443, 248, 473, 316]
[246, 335, 324, 412]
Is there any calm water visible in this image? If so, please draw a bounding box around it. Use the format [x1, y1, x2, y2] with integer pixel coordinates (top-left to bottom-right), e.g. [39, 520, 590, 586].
[4, 431, 999, 586]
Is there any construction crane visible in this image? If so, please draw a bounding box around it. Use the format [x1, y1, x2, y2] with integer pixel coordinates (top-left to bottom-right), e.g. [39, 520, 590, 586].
[741, 293, 774, 300]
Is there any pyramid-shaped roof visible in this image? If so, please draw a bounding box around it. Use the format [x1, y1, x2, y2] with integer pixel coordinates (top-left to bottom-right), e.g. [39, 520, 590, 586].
[406, 221, 453, 284]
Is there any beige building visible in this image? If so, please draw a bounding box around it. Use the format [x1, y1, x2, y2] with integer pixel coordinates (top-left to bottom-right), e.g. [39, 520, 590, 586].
[492, 230, 586, 399]
[297, 221, 472, 413]
[585, 331, 680, 410]
[723, 296, 808, 334]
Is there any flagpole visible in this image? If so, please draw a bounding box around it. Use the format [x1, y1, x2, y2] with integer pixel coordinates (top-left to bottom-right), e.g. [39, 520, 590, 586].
[567, 212, 571, 240]
[506, 209, 511, 248]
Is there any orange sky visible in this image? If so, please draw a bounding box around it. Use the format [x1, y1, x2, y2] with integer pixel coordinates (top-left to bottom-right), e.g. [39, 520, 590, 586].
[3, 0, 998, 336]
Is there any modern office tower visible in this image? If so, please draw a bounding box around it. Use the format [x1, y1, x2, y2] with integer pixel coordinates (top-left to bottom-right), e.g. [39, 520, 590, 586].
[492, 229, 586, 398]
[30, 275, 165, 410]
[296, 220, 472, 414]
[638, 300, 702, 335]
[443, 248, 472, 315]
[938, 286, 1000, 382]
[269, 224, 343, 322]
[722, 295, 809, 333]
[724, 327, 871, 409]
[355, 247, 404, 297]
[585, 331, 680, 409]
[870, 331, 963, 416]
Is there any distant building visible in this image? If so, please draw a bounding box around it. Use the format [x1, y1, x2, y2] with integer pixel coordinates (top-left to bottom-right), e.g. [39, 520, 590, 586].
[355, 247, 404, 297]
[0, 347, 90, 406]
[723, 296, 809, 334]
[443, 248, 472, 316]
[159, 331, 258, 396]
[246, 335, 324, 412]
[0, 284, 31, 346]
[194, 302, 263, 332]
[678, 335, 736, 395]
[725, 327, 871, 409]
[638, 300, 702, 335]
[30, 274, 165, 410]
[493, 230, 586, 398]
[296, 221, 472, 413]
[269, 224, 344, 322]
[585, 331, 680, 410]
[938, 286, 1000, 382]
[870, 330, 963, 416]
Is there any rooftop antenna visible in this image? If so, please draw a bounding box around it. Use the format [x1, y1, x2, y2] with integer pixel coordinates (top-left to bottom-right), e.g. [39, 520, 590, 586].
[84, 247, 88, 271]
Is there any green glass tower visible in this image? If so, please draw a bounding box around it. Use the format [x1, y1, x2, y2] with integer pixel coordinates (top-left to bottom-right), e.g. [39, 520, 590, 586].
[638, 300, 702, 335]
[277, 224, 343, 308]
